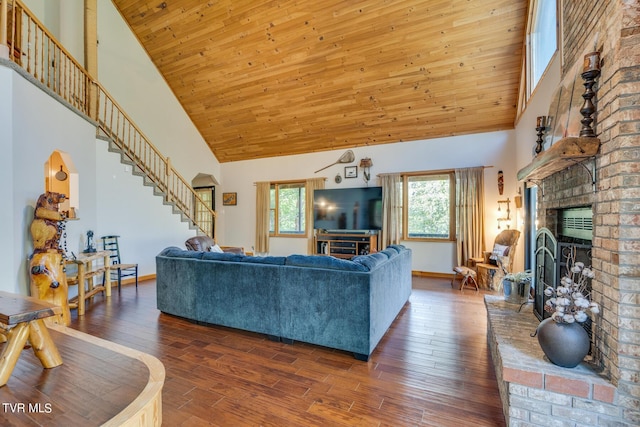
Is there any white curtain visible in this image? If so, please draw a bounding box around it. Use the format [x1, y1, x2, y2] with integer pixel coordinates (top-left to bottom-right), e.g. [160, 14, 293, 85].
[381, 173, 402, 248]
[255, 181, 270, 254]
[305, 177, 325, 254]
[455, 167, 485, 266]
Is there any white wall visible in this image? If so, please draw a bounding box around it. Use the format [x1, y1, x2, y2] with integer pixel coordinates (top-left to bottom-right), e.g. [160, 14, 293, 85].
[220, 130, 518, 274]
[20, 1, 84, 65]
[97, 1, 221, 183]
[3, 2, 563, 282]
[3, 65, 97, 294]
[0, 1, 223, 294]
[95, 139, 195, 275]
[1, 62, 198, 294]
[511, 53, 562, 272]
[515, 54, 562, 171]
[0, 67, 16, 291]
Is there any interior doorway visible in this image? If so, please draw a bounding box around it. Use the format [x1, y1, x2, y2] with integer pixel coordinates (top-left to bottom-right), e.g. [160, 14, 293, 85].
[191, 173, 218, 238]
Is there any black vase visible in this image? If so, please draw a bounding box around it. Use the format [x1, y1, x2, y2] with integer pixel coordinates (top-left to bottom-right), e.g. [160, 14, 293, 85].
[536, 318, 590, 368]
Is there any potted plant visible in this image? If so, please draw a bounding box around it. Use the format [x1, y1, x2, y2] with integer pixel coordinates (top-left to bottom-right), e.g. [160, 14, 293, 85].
[502, 270, 532, 304]
[534, 253, 600, 368]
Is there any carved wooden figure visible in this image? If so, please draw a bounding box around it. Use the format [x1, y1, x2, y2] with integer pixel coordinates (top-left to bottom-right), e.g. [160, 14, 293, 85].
[30, 192, 66, 253]
[29, 251, 70, 325]
[28, 192, 70, 326]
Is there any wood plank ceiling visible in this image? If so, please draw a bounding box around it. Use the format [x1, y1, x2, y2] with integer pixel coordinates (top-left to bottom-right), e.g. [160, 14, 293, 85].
[113, 0, 528, 163]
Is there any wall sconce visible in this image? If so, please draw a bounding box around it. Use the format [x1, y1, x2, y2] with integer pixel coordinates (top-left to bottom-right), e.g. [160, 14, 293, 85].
[359, 158, 373, 184]
[497, 198, 511, 229]
[55, 165, 68, 181]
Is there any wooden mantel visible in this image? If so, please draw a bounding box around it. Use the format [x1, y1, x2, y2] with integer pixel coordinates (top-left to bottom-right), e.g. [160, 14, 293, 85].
[517, 137, 600, 181]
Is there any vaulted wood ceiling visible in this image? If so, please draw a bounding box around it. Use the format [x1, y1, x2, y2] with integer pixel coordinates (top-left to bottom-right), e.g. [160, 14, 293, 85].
[113, 0, 528, 163]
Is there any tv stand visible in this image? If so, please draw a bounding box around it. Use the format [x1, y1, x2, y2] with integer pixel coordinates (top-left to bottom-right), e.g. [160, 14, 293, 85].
[314, 232, 378, 259]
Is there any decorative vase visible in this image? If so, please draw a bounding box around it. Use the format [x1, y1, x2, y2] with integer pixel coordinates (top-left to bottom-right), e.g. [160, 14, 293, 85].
[503, 280, 529, 305]
[536, 318, 590, 368]
[502, 279, 512, 297]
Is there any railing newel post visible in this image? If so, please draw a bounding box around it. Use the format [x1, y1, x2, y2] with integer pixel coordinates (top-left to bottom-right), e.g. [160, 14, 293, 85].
[0, 0, 8, 59]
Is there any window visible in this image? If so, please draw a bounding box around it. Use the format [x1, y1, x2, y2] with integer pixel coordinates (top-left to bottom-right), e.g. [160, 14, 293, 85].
[529, 0, 558, 94]
[403, 172, 455, 240]
[530, 0, 557, 90]
[518, 0, 558, 113]
[270, 182, 306, 236]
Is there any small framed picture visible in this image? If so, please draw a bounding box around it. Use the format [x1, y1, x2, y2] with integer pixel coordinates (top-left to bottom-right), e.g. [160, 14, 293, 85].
[222, 192, 237, 206]
[345, 166, 357, 178]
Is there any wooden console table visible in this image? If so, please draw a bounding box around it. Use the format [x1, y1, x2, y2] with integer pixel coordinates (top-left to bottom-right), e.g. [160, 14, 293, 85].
[314, 233, 378, 259]
[0, 291, 63, 387]
[66, 251, 111, 316]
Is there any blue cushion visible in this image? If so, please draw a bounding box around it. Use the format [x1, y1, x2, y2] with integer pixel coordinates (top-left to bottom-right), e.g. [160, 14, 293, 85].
[380, 248, 398, 259]
[352, 252, 388, 270]
[159, 247, 204, 259]
[201, 251, 246, 262]
[285, 255, 367, 272]
[387, 244, 406, 253]
[240, 255, 287, 265]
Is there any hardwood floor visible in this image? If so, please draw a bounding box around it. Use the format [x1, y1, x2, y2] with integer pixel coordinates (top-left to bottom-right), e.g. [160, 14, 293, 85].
[66, 276, 506, 426]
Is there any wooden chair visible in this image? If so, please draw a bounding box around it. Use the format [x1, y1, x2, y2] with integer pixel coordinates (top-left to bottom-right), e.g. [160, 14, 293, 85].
[474, 229, 521, 290]
[101, 235, 138, 292]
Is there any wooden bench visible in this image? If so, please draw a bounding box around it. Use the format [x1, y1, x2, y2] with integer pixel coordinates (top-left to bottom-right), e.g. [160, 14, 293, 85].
[0, 291, 63, 387]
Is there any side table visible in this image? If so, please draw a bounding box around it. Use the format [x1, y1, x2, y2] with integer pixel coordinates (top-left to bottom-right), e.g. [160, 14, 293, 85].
[65, 250, 111, 315]
[0, 291, 63, 387]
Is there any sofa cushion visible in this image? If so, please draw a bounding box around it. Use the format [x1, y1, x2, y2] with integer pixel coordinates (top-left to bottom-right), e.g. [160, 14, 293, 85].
[160, 246, 204, 259]
[380, 248, 398, 259]
[387, 244, 406, 253]
[201, 251, 246, 262]
[285, 254, 368, 272]
[240, 255, 287, 265]
[351, 252, 389, 270]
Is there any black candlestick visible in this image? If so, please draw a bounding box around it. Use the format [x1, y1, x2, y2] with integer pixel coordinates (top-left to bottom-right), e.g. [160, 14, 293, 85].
[535, 116, 546, 155]
[580, 52, 601, 138]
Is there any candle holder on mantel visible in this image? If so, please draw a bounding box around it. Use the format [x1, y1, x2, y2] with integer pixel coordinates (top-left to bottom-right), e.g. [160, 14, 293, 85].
[580, 51, 601, 137]
[535, 116, 547, 155]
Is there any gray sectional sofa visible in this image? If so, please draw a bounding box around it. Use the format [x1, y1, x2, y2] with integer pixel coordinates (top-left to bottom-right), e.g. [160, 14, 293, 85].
[156, 245, 412, 360]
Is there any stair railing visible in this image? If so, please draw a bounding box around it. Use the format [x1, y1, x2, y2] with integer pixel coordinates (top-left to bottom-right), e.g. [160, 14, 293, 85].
[1, 0, 215, 237]
[1, 0, 91, 115]
[95, 82, 216, 233]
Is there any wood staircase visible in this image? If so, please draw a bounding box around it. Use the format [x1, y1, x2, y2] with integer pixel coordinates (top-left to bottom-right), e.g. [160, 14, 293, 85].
[1, 0, 214, 236]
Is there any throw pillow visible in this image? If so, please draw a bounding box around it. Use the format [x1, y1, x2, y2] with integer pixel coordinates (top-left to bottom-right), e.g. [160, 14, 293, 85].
[489, 243, 510, 266]
[210, 244, 224, 253]
[492, 243, 509, 256]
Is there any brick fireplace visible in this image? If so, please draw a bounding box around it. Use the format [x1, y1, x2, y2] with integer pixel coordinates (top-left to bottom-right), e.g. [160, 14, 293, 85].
[486, 1, 640, 426]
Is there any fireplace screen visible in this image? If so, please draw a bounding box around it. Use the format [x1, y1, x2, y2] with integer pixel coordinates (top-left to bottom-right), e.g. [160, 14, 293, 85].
[533, 228, 593, 322]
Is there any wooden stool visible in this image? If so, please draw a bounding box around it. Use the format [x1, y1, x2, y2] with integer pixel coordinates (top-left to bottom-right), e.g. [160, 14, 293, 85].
[451, 266, 479, 291]
[0, 291, 63, 387]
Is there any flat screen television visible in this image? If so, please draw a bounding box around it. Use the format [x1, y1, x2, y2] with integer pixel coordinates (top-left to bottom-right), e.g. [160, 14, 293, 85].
[313, 187, 383, 231]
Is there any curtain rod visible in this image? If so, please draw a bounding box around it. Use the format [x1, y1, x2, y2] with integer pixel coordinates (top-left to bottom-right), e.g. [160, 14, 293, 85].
[253, 177, 327, 185]
[377, 165, 493, 177]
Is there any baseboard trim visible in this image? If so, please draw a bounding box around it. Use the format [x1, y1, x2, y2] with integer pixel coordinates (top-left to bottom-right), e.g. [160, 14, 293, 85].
[412, 271, 454, 279]
[112, 274, 156, 286]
